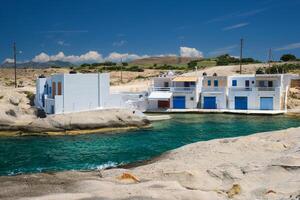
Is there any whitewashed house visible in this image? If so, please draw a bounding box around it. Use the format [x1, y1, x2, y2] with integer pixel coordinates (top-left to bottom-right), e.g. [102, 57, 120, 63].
[147, 72, 297, 112]
[201, 75, 228, 109]
[147, 72, 202, 110]
[227, 75, 256, 110]
[227, 74, 291, 110]
[35, 73, 146, 114]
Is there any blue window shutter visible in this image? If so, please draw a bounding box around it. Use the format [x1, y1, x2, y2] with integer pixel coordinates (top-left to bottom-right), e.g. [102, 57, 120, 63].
[208, 80, 211, 86]
[232, 80, 237, 86]
[214, 80, 218, 87]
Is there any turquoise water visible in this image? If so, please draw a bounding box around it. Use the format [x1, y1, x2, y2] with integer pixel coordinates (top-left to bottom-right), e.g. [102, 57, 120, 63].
[1, 114, 300, 176]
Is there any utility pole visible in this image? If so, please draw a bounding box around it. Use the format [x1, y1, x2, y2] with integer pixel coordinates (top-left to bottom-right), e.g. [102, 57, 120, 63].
[13, 42, 17, 88]
[268, 48, 272, 68]
[239, 38, 243, 74]
[120, 58, 123, 83]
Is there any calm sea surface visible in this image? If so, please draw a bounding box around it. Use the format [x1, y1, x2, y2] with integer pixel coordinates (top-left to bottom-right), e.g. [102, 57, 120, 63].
[1, 114, 300, 176]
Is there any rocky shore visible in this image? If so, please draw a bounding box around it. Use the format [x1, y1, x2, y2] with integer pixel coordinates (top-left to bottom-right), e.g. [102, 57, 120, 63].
[0, 86, 150, 136]
[0, 108, 150, 136]
[1, 127, 299, 200]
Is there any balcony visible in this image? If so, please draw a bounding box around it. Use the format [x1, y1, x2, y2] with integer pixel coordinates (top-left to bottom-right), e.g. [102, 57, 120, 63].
[228, 87, 253, 92]
[256, 87, 276, 91]
[202, 87, 226, 93]
[151, 87, 196, 93]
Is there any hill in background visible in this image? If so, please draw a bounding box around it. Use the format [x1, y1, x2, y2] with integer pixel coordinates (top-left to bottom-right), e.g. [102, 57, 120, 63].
[130, 56, 200, 65]
[0, 60, 75, 68]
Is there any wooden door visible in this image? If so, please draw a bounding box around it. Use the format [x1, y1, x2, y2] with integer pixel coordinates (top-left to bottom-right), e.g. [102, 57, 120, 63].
[57, 82, 62, 95]
[52, 82, 56, 98]
[158, 100, 170, 108]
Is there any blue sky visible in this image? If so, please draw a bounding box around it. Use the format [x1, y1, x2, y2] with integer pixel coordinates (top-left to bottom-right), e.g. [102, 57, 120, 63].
[1, 0, 300, 63]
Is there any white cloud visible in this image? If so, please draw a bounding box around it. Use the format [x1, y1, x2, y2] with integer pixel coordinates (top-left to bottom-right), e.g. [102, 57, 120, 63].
[180, 47, 203, 58]
[57, 40, 70, 46]
[112, 40, 127, 47]
[105, 52, 149, 62]
[32, 51, 104, 63]
[223, 23, 249, 31]
[274, 42, 300, 51]
[28, 47, 203, 64]
[2, 58, 15, 63]
[32, 52, 50, 62]
[206, 8, 268, 24]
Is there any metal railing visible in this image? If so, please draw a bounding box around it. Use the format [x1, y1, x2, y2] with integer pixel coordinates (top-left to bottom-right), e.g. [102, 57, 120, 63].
[201, 87, 226, 92]
[228, 87, 253, 91]
[256, 87, 276, 91]
[151, 87, 196, 93]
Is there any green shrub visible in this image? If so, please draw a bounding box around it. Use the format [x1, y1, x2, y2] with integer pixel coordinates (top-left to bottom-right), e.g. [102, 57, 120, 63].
[264, 63, 300, 74]
[280, 54, 297, 62]
[125, 66, 144, 72]
[24, 91, 35, 106]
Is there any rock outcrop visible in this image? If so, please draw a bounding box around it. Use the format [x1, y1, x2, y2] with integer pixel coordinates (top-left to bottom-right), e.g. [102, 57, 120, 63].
[0, 127, 299, 199]
[0, 86, 149, 135]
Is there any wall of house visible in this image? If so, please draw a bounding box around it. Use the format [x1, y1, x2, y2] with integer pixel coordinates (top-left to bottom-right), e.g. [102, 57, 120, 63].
[227, 75, 256, 87]
[171, 92, 197, 109]
[202, 76, 227, 87]
[228, 90, 256, 110]
[98, 73, 110, 108]
[256, 87, 282, 110]
[103, 93, 126, 108]
[153, 77, 172, 88]
[45, 98, 55, 114]
[148, 100, 159, 110]
[54, 95, 64, 114]
[201, 92, 227, 109]
[227, 75, 256, 110]
[63, 74, 100, 113]
[35, 78, 46, 108]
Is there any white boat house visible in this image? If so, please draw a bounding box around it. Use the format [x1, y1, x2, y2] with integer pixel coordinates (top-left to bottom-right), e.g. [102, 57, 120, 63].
[147, 72, 202, 110]
[35, 73, 147, 114]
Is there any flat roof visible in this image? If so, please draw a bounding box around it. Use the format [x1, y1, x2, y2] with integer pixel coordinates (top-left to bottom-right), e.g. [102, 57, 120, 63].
[172, 76, 198, 82]
[148, 91, 172, 100]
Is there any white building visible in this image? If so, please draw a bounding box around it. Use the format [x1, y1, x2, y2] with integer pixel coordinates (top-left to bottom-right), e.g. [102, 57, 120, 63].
[228, 74, 287, 110]
[147, 73, 297, 112]
[147, 72, 202, 110]
[201, 75, 228, 109]
[35, 73, 147, 114]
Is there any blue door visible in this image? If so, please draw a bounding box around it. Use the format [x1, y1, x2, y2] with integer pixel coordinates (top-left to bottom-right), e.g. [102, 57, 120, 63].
[260, 97, 273, 110]
[235, 97, 248, 110]
[203, 97, 216, 109]
[173, 96, 185, 109]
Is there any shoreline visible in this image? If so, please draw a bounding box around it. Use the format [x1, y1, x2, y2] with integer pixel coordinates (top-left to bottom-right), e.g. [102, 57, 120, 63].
[0, 124, 152, 137]
[1, 126, 299, 199]
[0, 108, 150, 136]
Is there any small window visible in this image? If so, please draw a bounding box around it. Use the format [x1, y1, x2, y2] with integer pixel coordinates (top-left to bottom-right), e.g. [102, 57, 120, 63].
[190, 97, 194, 101]
[214, 80, 218, 87]
[245, 80, 250, 87]
[190, 82, 196, 86]
[232, 80, 237, 86]
[164, 82, 169, 87]
[252, 81, 255, 84]
[268, 81, 273, 87]
[208, 80, 211, 86]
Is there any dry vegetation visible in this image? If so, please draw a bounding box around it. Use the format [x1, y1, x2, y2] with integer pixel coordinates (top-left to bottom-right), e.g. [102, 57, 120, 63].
[0, 68, 165, 88]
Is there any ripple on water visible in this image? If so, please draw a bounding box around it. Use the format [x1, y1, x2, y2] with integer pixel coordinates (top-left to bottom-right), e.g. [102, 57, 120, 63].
[0, 114, 300, 175]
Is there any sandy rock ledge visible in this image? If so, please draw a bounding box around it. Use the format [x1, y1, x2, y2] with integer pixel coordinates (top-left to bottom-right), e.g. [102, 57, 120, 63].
[0, 127, 300, 199]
